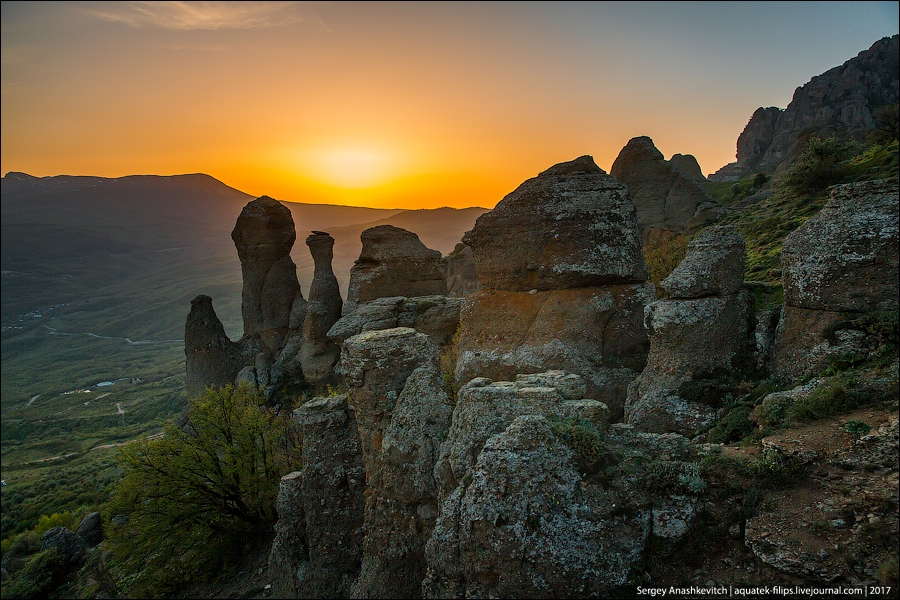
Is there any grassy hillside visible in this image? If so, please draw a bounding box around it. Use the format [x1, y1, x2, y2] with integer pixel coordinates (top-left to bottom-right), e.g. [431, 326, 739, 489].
[706, 139, 899, 286]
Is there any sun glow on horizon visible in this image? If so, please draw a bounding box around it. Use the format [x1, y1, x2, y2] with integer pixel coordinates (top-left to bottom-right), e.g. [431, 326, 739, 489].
[299, 144, 405, 190]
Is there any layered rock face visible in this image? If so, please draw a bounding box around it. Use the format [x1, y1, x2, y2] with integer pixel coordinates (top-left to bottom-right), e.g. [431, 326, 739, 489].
[456, 284, 654, 417]
[337, 328, 454, 598]
[328, 295, 461, 347]
[268, 395, 366, 598]
[298, 232, 342, 386]
[345, 225, 447, 312]
[231, 195, 303, 353]
[626, 226, 756, 434]
[184, 295, 252, 398]
[770, 179, 899, 379]
[445, 243, 481, 297]
[456, 156, 654, 416]
[610, 136, 727, 234]
[711, 35, 899, 180]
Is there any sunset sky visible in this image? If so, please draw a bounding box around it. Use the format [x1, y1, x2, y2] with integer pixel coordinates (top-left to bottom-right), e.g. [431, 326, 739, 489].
[2, 1, 898, 209]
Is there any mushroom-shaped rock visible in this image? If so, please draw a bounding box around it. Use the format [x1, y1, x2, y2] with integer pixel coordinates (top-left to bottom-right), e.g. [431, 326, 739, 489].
[231, 196, 302, 351]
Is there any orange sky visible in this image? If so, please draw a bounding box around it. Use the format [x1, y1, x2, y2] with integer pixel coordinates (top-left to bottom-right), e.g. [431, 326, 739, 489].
[2, 2, 898, 209]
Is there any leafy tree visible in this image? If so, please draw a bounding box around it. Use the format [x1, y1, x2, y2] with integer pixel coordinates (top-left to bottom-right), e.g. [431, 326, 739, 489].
[871, 103, 899, 145]
[105, 385, 299, 597]
[779, 136, 853, 196]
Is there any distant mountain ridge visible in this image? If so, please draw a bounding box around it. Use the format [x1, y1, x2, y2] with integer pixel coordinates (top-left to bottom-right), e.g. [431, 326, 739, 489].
[710, 34, 899, 181]
[1, 171, 485, 344]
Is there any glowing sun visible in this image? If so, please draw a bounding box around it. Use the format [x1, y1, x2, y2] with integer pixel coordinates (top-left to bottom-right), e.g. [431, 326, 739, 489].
[307, 146, 399, 189]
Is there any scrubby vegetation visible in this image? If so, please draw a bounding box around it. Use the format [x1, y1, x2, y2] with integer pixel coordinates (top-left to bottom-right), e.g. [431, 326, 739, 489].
[643, 230, 689, 297]
[103, 385, 300, 597]
[706, 136, 898, 284]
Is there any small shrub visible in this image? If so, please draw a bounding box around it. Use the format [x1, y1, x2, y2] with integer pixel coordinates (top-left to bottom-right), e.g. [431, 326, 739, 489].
[440, 328, 461, 405]
[548, 417, 603, 464]
[707, 403, 754, 444]
[788, 382, 862, 423]
[645, 460, 705, 494]
[842, 420, 871, 436]
[877, 551, 899, 585]
[779, 136, 853, 196]
[643, 231, 688, 298]
[752, 172, 770, 188]
[3, 547, 65, 600]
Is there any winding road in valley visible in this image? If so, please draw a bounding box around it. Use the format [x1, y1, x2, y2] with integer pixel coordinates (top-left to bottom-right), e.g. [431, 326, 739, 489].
[41, 323, 181, 345]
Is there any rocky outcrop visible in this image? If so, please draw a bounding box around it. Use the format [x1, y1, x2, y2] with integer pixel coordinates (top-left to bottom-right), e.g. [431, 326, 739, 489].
[455, 284, 654, 419]
[661, 225, 746, 298]
[711, 35, 899, 180]
[231, 195, 304, 353]
[626, 226, 755, 434]
[298, 232, 342, 387]
[425, 409, 706, 598]
[463, 155, 647, 291]
[433, 372, 609, 495]
[455, 156, 654, 416]
[770, 179, 899, 380]
[445, 243, 481, 297]
[345, 225, 447, 312]
[75, 512, 103, 547]
[669, 153, 706, 181]
[328, 296, 460, 347]
[337, 328, 454, 598]
[184, 295, 252, 398]
[40, 527, 86, 567]
[269, 395, 366, 598]
[610, 137, 728, 234]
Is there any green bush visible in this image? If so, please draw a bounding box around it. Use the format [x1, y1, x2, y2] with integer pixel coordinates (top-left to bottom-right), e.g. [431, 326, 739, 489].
[643, 231, 688, 298]
[779, 136, 853, 196]
[3, 548, 65, 600]
[788, 382, 862, 423]
[707, 403, 754, 444]
[440, 328, 461, 405]
[105, 384, 299, 597]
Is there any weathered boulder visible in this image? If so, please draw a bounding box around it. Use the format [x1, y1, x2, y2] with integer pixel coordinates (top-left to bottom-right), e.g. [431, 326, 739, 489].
[445, 243, 481, 297]
[780, 179, 898, 313]
[455, 284, 654, 418]
[338, 328, 453, 598]
[425, 416, 662, 598]
[231, 196, 303, 352]
[462, 156, 648, 291]
[434, 372, 609, 496]
[669, 153, 706, 181]
[771, 179, 899, 380]
[40, 527, 86, 567]
[345, 225, 447, 311]
[328, 296, 461, 347]
[269, 395, 366, 598]
[75, 512, 103, 547]
[610, 137, 727, 234]
[662, 225, 746, 298]
[299, 232, 343, 387]
[626, 291, 756, 434]
[184, 295, 251, 398]
[627, 228, 755, 434]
